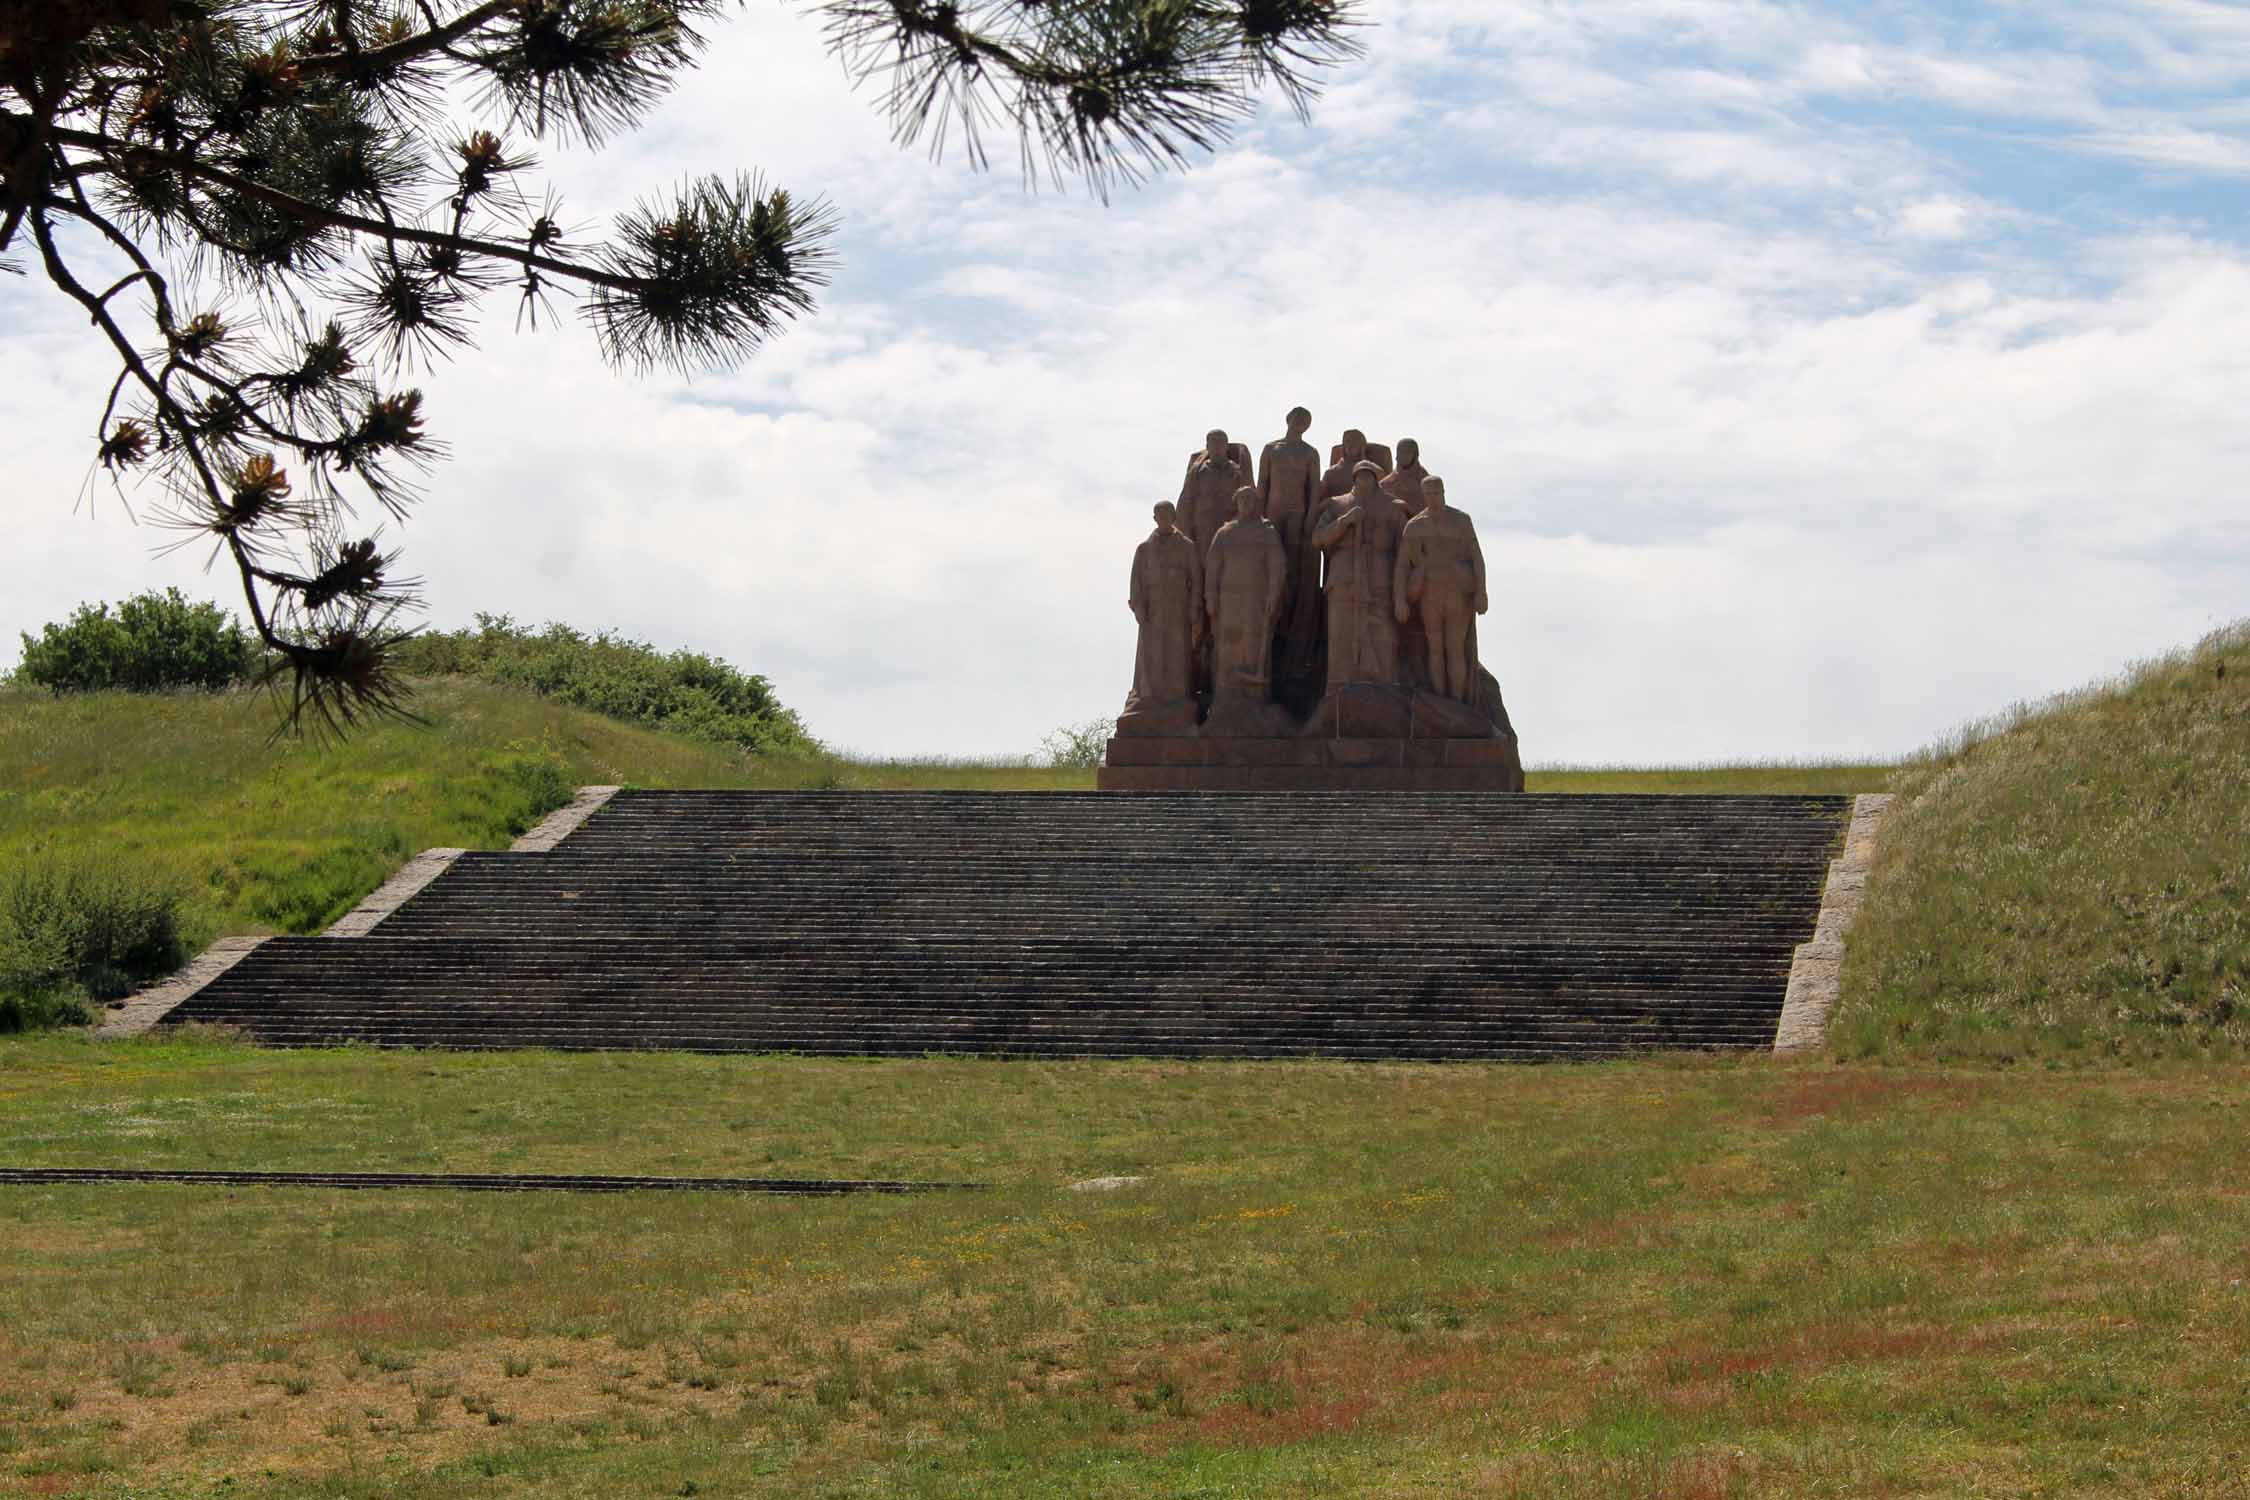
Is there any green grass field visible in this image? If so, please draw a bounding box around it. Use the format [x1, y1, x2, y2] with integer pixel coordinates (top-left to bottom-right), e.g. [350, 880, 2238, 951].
[3, 1034, 2248, 1499]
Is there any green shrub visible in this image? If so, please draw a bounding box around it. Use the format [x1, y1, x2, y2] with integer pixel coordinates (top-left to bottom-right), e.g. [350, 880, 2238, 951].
[13, 589, 259, 694]
[0, 988, 95, 1034]
[390, 616, 811, 754]
[1040, 719, 1111, 769]
[0, 856, 187, 1030]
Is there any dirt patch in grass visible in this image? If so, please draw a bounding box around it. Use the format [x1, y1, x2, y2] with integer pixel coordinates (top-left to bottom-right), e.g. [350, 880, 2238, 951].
[1761, 1070, 1979, 1123]
[0, 1224, 146, 1256]
[1134, 1328, 1564, 1452]
[1648, 1319, 1981, 1391]
[1471, 1452, 1762, 1500]
[1542, 1209, 1681, 1251]
[0, 1333, 735, 1487]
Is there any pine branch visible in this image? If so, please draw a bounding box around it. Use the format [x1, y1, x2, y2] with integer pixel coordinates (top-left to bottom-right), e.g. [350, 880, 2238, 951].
[9, 0, 1367, 738]
[291, 0, 516, 80]
[54, 124, 642, 292]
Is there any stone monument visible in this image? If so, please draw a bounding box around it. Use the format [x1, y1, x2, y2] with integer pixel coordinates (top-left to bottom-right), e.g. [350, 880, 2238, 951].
[1099, 410, 1523, 791]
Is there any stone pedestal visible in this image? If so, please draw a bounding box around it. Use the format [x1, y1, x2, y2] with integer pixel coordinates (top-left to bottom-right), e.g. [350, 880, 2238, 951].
[1096, 731, 1524, 792]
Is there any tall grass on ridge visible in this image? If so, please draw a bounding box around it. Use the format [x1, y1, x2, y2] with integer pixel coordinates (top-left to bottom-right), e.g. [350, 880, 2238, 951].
[391, 616, 812, 755]
[1836, 621, 2250, 1062]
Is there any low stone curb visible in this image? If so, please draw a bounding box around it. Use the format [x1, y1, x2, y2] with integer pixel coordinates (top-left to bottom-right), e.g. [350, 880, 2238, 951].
[94, 935, 270, 1039]
[100, 785, 621, 1040]
[324, 846, 469, 938]
[1773, 792, 1896, 1054]
[511, 785, 622, 852]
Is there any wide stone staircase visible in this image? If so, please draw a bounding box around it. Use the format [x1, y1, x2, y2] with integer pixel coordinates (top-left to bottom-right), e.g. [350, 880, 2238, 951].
[165, 790, 1851, 1060]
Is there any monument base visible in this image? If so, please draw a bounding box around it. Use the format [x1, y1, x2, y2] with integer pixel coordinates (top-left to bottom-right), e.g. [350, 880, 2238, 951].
[1096, 734, 1525, 792]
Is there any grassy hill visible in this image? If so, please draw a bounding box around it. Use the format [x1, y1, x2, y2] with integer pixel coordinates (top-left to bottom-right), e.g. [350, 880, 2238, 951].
[1837, 622, 2250, 1063]
[0, 680, 1091, 954]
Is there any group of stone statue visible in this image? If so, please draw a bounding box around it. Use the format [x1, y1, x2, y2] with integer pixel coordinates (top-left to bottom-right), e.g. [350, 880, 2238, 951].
[1120, 408, 1510, 742]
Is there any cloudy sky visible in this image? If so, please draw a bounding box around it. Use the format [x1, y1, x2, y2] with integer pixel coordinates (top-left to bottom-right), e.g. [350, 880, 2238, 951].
[7, 0, 2249, 763]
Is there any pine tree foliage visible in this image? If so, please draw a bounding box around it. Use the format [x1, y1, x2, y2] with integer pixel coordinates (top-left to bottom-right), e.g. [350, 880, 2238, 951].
[1, 0, 1362, 732]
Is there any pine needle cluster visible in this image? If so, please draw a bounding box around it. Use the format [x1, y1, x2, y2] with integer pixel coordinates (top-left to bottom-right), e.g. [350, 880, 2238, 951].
[2, 1, 1362, 731]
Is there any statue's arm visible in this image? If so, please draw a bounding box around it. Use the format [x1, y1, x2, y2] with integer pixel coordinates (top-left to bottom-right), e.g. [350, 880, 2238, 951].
[1130, 545, 1149, 620]
[1393, 531, 1414, 622]
[1309, 503, 1351, 551]
[1263, 531, 1287, 618]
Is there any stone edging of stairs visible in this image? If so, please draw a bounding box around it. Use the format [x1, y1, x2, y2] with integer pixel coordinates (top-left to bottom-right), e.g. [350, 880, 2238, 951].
[1772, 792, 1896, 1055]
[323, 846, 470, 938]
[97, 785, 623, 1039]
[93, 935, 272, 1040]
[510, 785, 623, 853]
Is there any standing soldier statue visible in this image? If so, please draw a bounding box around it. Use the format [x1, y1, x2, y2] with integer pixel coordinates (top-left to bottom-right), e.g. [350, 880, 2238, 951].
[1310, 461, 1408, 688]
[1178, 429, 1251, 561]
[1204, 486, 1290, 721]
[1321, 428, 1392, 498]
[1119, 501, 1204, 735]
[1257, 405, 1325, 710]
[1381, 437, 1432, 518]
[1394, 475, 1489, 703]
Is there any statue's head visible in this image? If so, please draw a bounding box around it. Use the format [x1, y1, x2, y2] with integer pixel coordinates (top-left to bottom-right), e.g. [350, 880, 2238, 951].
[1340, 428, 1366, 457]
[1352, 459, 1382, 498]
[1397, 438, 1420, 468]
[1286, 406, 1311, 437]
[1232, 485, 1261, 523]
[1205, 428, 1229, 460]
[1422, 475, 1447, 512]
[1153, 500, 1179, 533]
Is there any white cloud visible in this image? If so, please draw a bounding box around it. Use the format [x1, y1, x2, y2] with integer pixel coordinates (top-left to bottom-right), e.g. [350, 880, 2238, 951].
[1893, 197, 1974, 240]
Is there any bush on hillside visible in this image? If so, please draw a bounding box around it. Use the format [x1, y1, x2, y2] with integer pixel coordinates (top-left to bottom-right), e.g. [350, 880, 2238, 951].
[14, 590, 260, 695]
[0, 856, 188, 1032]
[1836, 621, 2250, 1063]
[1040, 719, 1111, 769]
[390, 616, 811, 756]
